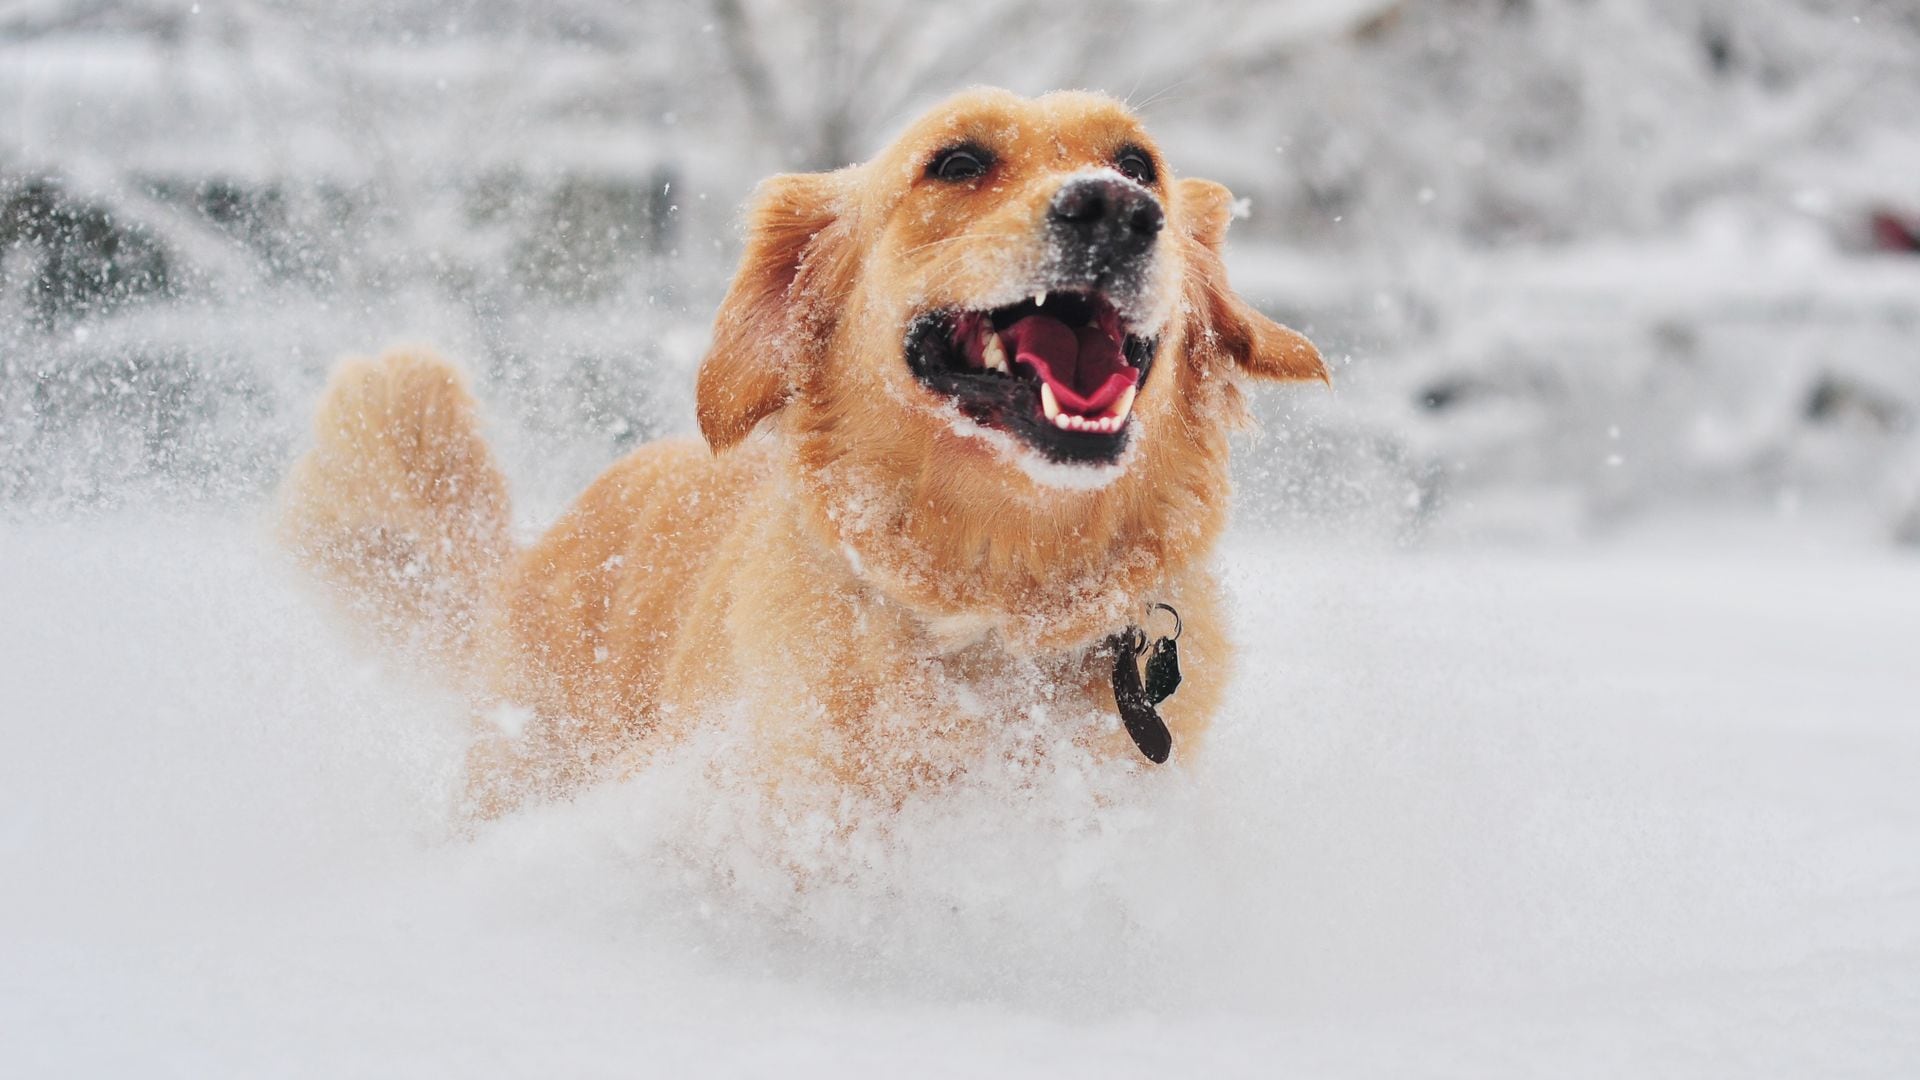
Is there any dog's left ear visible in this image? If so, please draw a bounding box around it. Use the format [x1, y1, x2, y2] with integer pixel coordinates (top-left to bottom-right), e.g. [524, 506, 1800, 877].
[697, 171, 855, 451]
[1176, 177, 1327, 384]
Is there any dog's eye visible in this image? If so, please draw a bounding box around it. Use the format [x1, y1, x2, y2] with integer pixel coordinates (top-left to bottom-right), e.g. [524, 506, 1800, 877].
[1114, 146, 1157, 186]
[929, 145, 992, 183]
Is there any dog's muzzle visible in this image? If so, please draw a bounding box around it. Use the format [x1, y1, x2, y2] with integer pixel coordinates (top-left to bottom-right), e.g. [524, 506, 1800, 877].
[1046, 175, 1165, 293]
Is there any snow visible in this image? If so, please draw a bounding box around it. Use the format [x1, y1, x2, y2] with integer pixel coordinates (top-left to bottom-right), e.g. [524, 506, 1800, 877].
[940, 404, 1133, 492]
[4, 511, 1916, 1076]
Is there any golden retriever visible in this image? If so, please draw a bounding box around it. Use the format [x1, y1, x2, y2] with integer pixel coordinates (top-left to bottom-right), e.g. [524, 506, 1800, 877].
[281, 87, 1325, 820]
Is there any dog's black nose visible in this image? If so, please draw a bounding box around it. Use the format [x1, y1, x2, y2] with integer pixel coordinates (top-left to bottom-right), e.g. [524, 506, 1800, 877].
[1048, 176, 1164, 265]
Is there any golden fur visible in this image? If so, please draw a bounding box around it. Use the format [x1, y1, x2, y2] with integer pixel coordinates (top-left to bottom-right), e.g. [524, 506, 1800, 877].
[281, 88, 1325, 819]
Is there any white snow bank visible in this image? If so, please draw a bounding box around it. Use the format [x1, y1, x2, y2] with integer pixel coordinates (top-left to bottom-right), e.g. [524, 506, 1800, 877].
[1, 514, 1917, 1076]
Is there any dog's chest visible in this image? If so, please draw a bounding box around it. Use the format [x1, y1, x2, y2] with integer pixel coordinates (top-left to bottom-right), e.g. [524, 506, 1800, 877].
[885, 633, 1110, 757]
[920, 608, 1002, 650]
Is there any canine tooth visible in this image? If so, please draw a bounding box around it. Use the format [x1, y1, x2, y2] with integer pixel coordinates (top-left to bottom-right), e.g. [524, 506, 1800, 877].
[983, 333, 1008, 372]
[1034, 290, 1047, 307]
[1107, 385, 1137, 422]
[1040, 382, 1061, 420]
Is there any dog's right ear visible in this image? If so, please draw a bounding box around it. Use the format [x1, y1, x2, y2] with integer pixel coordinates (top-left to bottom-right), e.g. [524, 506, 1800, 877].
[696, 171, 854, 452]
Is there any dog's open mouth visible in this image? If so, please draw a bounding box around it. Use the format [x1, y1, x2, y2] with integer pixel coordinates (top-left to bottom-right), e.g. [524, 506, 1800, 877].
[905, 291, 1157, 464]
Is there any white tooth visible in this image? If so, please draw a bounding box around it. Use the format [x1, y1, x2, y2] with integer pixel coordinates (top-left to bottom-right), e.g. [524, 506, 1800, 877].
[1055, 413, 1073, 430]
[1034, 290, 1048, 307]
[1110, 385, 1137, 421]
[983, 333, 1008, 372]
[1040, 382, 1061, 420]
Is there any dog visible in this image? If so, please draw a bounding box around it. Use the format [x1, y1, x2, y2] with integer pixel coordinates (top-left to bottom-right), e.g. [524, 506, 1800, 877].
[281, 88, 1325, 820]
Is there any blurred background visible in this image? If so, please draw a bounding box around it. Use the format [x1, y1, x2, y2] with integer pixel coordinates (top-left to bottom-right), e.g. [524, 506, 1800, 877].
[2, 0, 1918, 540]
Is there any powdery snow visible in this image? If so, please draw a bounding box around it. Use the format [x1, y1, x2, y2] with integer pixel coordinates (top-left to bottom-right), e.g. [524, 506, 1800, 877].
[2, 512, 1916, 1077]
[940, 404, 1134, 492]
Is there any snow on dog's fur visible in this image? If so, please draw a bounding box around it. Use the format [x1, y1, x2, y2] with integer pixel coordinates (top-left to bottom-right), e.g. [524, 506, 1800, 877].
[280, 88, 1324, 820]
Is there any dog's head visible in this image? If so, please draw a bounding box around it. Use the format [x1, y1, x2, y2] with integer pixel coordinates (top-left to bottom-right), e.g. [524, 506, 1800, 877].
[695, 88, 1323, 639]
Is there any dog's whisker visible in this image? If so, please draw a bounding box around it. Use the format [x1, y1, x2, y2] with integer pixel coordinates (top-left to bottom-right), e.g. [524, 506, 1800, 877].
[899, 230, 1028, 258]
[1129, 73, 1199, 115]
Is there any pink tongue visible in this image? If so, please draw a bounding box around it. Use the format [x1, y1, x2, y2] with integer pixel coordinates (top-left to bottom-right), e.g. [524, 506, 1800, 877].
[1001, 316, 1135, 415]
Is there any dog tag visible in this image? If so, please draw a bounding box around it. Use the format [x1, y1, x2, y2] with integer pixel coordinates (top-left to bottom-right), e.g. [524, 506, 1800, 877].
[1108, 629, 1172, 764]
[1144, 636, 1181, 705]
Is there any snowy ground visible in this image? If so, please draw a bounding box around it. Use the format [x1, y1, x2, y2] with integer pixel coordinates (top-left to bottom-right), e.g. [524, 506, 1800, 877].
[2, 511, 1918, 1077]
